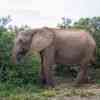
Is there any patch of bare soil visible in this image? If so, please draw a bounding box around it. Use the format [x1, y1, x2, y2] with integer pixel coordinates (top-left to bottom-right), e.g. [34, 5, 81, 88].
[48, 77, 100, 100]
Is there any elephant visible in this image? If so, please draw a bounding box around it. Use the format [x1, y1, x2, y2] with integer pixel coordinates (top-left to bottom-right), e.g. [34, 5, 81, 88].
[12, 27, 96, 86]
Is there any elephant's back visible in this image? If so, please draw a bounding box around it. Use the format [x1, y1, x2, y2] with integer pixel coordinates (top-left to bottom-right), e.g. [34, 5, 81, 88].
[53, 29, 88, 40]
[53, 29, 89, 48]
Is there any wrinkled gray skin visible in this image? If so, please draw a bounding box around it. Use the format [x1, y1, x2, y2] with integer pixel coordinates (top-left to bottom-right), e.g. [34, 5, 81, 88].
[12, 27, 96, 86]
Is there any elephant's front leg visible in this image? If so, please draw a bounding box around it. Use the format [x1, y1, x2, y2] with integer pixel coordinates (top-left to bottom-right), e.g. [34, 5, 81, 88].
[40, 46, 55, 87]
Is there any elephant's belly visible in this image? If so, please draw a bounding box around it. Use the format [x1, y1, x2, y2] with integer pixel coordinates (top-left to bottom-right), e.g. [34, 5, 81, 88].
[55, 49, 85, 65]
[55, 57, 81, 65]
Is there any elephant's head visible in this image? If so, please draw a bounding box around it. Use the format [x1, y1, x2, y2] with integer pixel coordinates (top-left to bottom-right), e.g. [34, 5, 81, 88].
[12, 27, 54, 63]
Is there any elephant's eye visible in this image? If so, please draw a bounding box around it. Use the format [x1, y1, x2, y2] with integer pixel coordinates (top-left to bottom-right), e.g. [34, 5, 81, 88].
[19, 39, 26, 44]
[19, 39, 23, 43]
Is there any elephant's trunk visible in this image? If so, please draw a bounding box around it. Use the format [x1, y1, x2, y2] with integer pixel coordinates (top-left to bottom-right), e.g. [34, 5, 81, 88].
[11, 47, 28, 64]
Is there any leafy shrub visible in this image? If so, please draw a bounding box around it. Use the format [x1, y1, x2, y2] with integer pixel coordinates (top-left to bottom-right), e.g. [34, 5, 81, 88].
[0, 31, 41, 85]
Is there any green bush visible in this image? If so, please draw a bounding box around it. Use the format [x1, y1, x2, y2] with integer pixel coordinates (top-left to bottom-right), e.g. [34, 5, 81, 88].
[0, 31, 41, 85]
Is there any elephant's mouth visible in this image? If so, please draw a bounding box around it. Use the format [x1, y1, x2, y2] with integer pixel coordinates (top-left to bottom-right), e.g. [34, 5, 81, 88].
[16, 49, 28, 63]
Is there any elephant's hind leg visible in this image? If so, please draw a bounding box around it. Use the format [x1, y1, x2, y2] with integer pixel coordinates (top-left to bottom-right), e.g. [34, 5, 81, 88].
[76, 63, 89, 84]
[76, 57, 90, 84]
[76, 47, 96, 84]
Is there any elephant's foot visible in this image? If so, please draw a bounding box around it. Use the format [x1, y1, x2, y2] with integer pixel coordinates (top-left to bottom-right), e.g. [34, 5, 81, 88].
[41, 78, 55, 87]
[73, 78, 88, 87]
[41, 78, 47, 85]
[76, 77, 89, 84]
[74, 78, 95, 87]
[76, 77, 95, 84]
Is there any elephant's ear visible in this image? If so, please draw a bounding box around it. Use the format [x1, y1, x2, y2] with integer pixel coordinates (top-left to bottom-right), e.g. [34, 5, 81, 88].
[31, 28, 54, 52]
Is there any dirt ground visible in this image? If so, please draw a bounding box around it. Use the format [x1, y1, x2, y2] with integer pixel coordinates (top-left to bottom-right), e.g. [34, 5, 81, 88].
[50, 96, 100, 100]
[47, 77, 100, 100]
